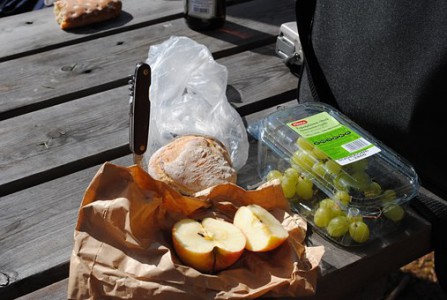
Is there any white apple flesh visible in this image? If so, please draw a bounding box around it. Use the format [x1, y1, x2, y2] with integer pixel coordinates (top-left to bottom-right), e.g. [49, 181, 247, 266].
[172, 218, 246, 273]
[233, 204, 289, 252]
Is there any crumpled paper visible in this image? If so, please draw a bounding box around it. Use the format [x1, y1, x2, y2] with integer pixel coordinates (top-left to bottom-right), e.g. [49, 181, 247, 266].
[67, 162, 324, 299]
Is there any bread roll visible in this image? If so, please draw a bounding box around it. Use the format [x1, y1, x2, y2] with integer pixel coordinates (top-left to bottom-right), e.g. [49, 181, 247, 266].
[54, 0, 122, 30]
[148, 135, 237, 195]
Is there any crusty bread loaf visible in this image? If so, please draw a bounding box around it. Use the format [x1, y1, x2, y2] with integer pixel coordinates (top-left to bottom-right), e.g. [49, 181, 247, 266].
[54, 0, 122, 30]
[148, 135, 237, 195]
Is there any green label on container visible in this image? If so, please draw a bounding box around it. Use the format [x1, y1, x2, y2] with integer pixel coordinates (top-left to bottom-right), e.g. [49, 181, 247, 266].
[287, 112, 381, 165]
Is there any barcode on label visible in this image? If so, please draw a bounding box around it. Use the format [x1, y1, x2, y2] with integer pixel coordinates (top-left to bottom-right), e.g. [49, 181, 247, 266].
[342, 138, 371, 153]
[192, 6, 210, 14]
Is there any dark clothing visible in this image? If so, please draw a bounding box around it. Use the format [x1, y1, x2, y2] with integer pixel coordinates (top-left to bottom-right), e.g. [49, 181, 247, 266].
[296, 0, 447, 200]
[295, 0, 447, 293]
[1, 0, 46, 17]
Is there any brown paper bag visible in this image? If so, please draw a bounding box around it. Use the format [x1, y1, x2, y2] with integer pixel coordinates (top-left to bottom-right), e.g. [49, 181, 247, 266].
[67, 162, 324, 299]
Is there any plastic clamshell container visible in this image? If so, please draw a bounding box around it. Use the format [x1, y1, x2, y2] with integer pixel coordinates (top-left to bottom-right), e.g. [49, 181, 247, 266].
[257, 102, 419, 246]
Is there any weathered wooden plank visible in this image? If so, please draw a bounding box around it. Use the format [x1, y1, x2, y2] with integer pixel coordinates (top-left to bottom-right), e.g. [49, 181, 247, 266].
[0, 103, 288, 298]
[16, 278, 68, 300]
[0, 128, 432, 300]
[0, 86, 131, 195]
[0, 0, 295, 118]
[0, 0, 184, 62]
[0, 156, 133, 299]
[0, 0, 255, 62]
[0, 44, 297, 195]
[0, 95, 433, 300]
[0, 166, 431, 300]
[0, 0, 436, 299]
[0, 105, 292, 299]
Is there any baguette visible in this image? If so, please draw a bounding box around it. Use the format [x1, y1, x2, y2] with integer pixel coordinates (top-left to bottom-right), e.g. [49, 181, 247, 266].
[54, 0, 122, 30]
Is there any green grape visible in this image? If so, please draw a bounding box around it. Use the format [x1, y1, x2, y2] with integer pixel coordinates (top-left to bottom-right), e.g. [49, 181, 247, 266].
[346, 207, 363, 223]
[284, 167, 300, 180]
[312, 147, 328, 160]
[319, 198, 342, 218]
[350, 171, 372, 191]
[347, 159, 369, 173]
[333, 171, 370, 192]
[312, 161, 327, 178]
[319, 198, 337, 209]
[349, 221, 370, 243]
[333, 190, 351, 206]
[364, 181, 382, 198]
[383, 204, 405, 222]
[326, 216, 349, 238]
[296, 137, 314, 151]
[283, 170, 299, 186]
[291, 150, 317, 170]
[313, 207, 332, 228]
[381, 189, 397, 202]
[330, 206, 342, 219]
[281, 176, 297, 198]
[333, 173, 351, 191]
[325, 159, 342, 176]
[296, 177, 314, 200]
[267, 169, 283, 181]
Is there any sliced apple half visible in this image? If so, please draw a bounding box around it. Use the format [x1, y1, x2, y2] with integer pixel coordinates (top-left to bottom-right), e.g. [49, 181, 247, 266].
[172, 218, 246, 273]
[233, 204, 289, 252]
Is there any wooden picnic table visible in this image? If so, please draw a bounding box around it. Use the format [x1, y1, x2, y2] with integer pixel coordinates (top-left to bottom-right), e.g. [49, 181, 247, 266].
[0, 0, 439, 299]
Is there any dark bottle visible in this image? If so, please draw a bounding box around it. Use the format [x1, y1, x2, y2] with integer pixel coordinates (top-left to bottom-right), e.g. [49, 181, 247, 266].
[185, 0, 226, 31]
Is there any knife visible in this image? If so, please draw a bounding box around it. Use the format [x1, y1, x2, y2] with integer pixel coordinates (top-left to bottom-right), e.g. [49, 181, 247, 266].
[129, 62, 151, 168]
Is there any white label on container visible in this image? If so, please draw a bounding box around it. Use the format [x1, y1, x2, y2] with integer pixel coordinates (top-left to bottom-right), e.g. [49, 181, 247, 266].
[188, 0, 215, 19]
[288, 112, 381, 166]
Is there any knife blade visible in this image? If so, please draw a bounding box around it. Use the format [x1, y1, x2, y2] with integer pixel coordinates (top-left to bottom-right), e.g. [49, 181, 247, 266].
[129, 62, 151, 168]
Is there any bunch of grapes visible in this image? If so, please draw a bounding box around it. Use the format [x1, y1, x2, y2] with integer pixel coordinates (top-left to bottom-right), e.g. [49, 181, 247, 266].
[313, 198, 370, 243]
[267, 167, 315, 201]
[290, 137, 398, 208]
[264, 136, 406, 246]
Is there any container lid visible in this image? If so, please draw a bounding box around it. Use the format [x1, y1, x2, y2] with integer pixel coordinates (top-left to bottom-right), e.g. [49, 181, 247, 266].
[259, 102, 419, 212]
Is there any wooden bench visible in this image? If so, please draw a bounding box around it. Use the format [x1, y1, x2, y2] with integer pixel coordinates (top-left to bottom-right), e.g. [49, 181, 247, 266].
[0, 0, 437, 299]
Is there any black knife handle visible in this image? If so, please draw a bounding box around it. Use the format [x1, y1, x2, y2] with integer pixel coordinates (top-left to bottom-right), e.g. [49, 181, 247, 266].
[129, 62, 151, 155]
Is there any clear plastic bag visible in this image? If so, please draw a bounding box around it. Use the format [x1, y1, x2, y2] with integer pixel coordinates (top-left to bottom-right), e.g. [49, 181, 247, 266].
[144, 36, 249, 170]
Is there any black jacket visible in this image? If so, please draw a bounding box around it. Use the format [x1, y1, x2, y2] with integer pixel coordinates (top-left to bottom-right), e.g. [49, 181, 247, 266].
[295, 0, 447, 293]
